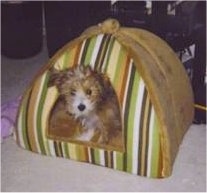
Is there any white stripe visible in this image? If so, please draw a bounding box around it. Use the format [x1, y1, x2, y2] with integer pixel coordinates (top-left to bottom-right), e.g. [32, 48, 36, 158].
[99, 149, 105, 166]
[77, 39, 86, 64]
[88, 147, 92, 163]
[113, 151, 117, 169]
[90, 34, 104, 68]
[132, 79, 145, 174]
[48, 140, 56, 156]
[147, 107, 155, 177]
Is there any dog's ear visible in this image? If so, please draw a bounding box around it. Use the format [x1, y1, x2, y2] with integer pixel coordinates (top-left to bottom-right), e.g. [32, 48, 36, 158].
[48, 67, 71, 87]
[78, 65, 92, 77]
[85, 65, 93, 76]
[98, 73, 116, 97]
[100, 74, 111, 88]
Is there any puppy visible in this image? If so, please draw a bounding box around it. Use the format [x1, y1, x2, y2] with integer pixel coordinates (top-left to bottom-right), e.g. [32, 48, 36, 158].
[48, 65, 122, 144]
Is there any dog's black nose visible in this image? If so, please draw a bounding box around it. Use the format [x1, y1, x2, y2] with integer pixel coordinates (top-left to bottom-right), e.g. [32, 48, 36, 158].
[78, 104, 86, 111]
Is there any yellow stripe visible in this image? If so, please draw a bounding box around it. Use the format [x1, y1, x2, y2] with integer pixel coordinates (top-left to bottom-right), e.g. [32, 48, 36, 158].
[106, 41, 121, 82]
[76, 145, 88, 162]
[54, 54, 66, 70]
[68, 143, 77, 160]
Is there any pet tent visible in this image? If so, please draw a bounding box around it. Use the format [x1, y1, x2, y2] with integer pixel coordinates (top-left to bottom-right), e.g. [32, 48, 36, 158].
[15, 19, 194, 178]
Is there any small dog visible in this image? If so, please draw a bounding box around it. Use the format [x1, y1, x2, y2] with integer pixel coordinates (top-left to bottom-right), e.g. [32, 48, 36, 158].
[48, 65, 121, 144]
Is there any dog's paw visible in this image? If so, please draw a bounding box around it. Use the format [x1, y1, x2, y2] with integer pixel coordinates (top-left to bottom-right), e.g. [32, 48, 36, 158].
[98, 135, 109, 144]
[76, 129, 95, 141]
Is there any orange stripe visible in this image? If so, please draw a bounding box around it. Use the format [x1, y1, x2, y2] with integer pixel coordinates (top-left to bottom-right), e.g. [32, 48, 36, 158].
[80, 146, 89, 161]
[158, 143, 164, 178]
[118, 55, 131, 106]
[142, 94, 151, 176]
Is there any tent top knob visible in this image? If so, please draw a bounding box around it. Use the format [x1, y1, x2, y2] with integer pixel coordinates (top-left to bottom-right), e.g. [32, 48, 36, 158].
[99, 18, 120, 34]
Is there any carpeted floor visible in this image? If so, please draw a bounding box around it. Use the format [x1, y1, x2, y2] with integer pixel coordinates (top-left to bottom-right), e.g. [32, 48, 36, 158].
[1, 38, 206, 192]
[1, 125, 206, 192]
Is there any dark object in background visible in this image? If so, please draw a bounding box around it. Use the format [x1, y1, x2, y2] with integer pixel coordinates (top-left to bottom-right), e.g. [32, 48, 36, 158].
[186, 1, 206, 124]
[110, 1, 148, 28]
[150, 1, 194, 55]
[194, 84, 206, 124]
[192, 25, 206, 124]
[44, 1, 110, 57]
[150, 1, 206, 124]
[1, 2, 43, 59]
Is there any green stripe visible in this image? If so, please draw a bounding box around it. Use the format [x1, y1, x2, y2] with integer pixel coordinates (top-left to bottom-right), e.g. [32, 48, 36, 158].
[94, 149, 100, 164]
[80, 39, 91, 65]
[98, 35, 112, 70]
[21, 90, 32, 150]
[150, 115, 160, 177]
[63, 142, 70, 158]
[116, 152, 124, 170]
[45, 138, 52, 156]
[36, 75, 49, 154]
[144, 101, 152, 176]
[126, 66, 140, 173]
[84, 36, 97, 65]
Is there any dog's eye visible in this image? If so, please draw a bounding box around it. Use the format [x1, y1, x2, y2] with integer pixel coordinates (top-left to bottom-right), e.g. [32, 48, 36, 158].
[86, 89, 92, 95]
[70, 89, 76, 96]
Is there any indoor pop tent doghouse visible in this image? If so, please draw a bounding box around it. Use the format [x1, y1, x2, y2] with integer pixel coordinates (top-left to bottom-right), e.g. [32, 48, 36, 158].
[15, 19, 194, 178]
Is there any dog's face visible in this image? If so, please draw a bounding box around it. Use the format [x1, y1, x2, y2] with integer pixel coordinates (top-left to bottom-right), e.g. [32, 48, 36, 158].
[48, 65, 113, 119]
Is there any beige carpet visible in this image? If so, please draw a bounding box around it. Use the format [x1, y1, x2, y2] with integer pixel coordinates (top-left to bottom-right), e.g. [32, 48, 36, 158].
[1, 124, 206, 192]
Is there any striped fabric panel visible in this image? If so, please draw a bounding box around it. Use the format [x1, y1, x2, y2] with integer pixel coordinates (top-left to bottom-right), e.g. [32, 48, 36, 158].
[16, 34, 163, 178]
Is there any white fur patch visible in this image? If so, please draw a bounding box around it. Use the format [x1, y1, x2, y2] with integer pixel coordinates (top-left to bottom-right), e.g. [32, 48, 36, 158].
[76, 128, 95, 141]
